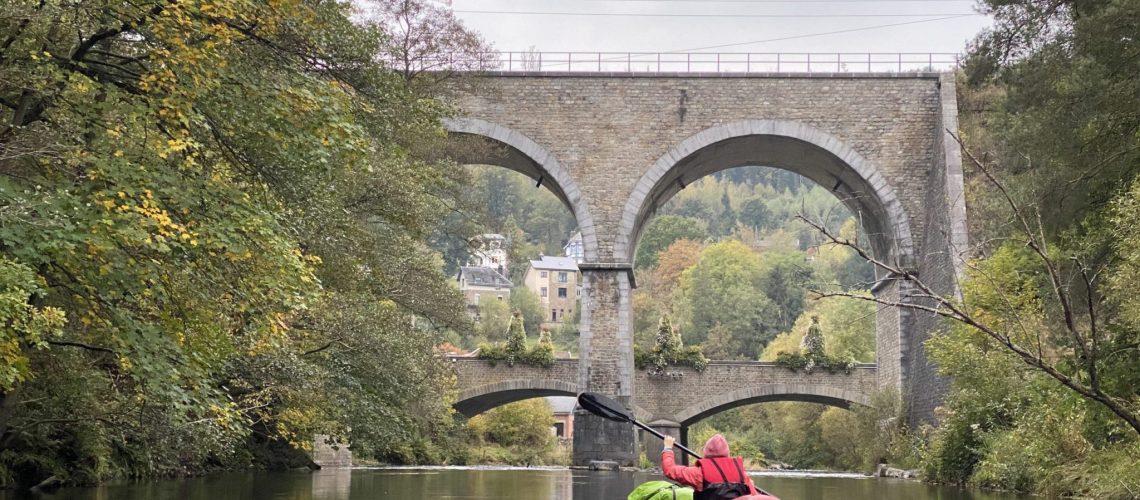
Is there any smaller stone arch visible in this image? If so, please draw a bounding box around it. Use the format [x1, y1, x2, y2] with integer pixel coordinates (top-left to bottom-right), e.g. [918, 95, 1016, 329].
[444, 117, 599, 262]
[454, 378, 580, 417]
[673, 384, 873, 426]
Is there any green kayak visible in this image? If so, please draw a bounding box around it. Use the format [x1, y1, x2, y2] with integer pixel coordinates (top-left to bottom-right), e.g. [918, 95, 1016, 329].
[628, 481, 695, 500]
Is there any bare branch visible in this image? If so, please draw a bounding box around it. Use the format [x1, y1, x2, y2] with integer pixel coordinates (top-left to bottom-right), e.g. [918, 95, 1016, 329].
[948, 130, 1088, 358]
[1074, 256, 1100, 390]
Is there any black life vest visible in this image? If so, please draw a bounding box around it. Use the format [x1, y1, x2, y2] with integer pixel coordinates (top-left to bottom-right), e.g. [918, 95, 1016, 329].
[694, 456, 753, 500]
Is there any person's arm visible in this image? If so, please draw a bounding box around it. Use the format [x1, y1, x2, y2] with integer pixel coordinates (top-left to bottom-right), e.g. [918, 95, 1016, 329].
[661, 436, 703, 489]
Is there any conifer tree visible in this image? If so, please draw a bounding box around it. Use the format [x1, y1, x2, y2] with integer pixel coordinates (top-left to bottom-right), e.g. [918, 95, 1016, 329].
[506, 311, 527, 365]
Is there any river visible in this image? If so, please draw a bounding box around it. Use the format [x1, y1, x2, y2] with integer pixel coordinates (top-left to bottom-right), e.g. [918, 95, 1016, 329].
[0, 467, 1032, 499]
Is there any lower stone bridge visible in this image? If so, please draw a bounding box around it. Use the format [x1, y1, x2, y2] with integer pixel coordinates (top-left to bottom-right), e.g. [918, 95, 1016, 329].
[451, 357, 876, 464]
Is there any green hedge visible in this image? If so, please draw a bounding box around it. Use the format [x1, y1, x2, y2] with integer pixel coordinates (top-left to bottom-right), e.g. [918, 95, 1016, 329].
[477, 341, 555, 368]
[634, 344, 708, 373]
[773, 351, 856, 374]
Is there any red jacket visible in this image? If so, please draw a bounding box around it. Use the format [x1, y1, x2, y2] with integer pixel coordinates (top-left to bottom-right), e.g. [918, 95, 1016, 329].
[661, 449, 760, 494]
[662, 436, 780, 500]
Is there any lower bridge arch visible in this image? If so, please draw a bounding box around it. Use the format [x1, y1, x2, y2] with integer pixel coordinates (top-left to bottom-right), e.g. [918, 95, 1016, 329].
[455, 379, 579, 417]
[673, 384, 873, 426]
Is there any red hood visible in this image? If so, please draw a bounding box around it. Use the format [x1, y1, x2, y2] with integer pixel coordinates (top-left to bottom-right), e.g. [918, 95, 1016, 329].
[703, 434, 730, 457]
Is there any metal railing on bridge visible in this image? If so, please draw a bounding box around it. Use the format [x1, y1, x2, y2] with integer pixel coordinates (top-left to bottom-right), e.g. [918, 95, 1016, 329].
[405, 51, 961, 74]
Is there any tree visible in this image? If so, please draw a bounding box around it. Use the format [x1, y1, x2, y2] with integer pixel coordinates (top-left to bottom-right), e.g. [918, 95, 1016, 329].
[800, 156, 1140, 435]
[654, 316, 683, 355]
[758, 252, 813, 332]
[654, 240, 705, 292]
[476, 299, 512, 342]
[703, 323, 739, 360]
[0, 0, 480, 483]
[739, 198, 773, 231]
[674, 241, 778, 358]
[468, 398, 555, 449]
[964, 0, 1140, 236]
[505, 312, 527, 364]
[510, 287, 543, 337]
[635, 215, 708, 269]
[359, 0, 496, 82]
[761, 297, 875, 363]
[801, 316, 826, 359]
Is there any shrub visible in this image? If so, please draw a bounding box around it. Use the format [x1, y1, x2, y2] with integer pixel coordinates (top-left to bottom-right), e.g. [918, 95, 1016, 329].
[634, 344, 708, 373]
[475, 329, 555, 369]
[773, 351, 855, 374]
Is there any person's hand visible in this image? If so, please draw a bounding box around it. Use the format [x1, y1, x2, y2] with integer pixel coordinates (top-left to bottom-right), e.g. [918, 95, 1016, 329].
[663, 435, 675, 449]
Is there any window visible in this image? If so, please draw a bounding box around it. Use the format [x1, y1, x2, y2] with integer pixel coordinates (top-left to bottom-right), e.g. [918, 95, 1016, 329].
[551, 309, 558, 321]
[497, 295, 503, 301]
[540, 271, 548, 278]
[541, 287, 548, 297]
[558, 288, 568, 298]
[559, 309, 565, 320]
[576, 288, 581, 297]
[558, 272, 568, 283]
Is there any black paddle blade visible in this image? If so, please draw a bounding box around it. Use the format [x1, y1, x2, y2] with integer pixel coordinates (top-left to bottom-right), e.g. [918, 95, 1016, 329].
[577, 392, 633, 423]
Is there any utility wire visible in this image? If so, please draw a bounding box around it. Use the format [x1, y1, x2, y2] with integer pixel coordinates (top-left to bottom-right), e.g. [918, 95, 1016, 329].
[458, 0, 975, 2]
[454, 10, 981, 18]
[457, 0, 973, 2]
[666, 14, 976, 51]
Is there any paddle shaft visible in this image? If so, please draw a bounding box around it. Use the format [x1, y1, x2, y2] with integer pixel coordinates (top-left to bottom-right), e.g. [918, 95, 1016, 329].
[629, 419, 701, 459]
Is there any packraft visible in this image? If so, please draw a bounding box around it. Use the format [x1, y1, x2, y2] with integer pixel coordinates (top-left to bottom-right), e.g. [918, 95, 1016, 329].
[628, 481, 695, 500]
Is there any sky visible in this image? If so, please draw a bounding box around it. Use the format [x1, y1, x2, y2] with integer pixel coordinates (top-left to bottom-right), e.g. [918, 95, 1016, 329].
[439, 0, 993, 57]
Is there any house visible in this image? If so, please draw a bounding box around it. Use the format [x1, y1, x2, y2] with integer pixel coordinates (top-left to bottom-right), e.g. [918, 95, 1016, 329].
[546, 396, 576, 439]
[469, 233, 508, 271]
[563, 231, 584, 263]
[457, 266, 512, 318]
[523, 255, 580, 324]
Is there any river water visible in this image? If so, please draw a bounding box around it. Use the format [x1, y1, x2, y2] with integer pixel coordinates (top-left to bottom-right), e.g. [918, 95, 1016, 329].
[1, 467, 1032, 500]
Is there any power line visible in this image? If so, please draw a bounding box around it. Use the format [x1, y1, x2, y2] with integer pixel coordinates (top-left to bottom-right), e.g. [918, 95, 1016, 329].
[453, 0, 974, 3]
[666, 14, 977, 51]
[454, 9, 982, 18]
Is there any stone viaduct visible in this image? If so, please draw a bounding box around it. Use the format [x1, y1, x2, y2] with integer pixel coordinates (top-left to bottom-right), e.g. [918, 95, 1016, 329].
[444, 70, 967, 466]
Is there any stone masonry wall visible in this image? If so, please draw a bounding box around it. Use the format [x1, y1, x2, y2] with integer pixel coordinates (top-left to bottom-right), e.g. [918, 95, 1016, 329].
[907, 74, 967, 425]
[453, 359, 876, 425]
[452, 74, 942, 264]
[448, 73, 965, 452]
[634, 362, 877, 424]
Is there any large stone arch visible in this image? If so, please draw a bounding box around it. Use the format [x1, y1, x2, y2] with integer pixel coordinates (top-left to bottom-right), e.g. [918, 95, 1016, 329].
[443, 117, 600, 262]
[454, 379, 580, 417]
[617, 119, 919, 395]
[673, 384, 873, 426]
[617, 119, 916, 268]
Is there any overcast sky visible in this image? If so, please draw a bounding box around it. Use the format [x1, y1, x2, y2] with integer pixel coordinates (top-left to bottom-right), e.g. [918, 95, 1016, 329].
[441, 0, 992, 56]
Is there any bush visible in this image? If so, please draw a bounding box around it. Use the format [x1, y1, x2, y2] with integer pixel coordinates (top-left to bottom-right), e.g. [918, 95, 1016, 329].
[772, 351, 855, 374]
[634, 344, 708, 373]
[476, 337, 554, 369]
[633, 316, 708, 373]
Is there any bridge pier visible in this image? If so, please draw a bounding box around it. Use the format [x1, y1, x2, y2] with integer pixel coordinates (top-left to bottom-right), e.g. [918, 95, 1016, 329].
[573, 267, 638, 466]
[572, 409, 637, 466]
[641, 420, 682, 467]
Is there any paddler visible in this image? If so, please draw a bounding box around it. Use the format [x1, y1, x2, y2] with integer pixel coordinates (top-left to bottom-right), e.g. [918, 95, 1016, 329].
[661, 434, 776, 500]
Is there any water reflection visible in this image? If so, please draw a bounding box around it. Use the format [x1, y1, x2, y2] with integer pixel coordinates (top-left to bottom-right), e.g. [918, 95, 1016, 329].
[311, 468, 351, 500]
[0, 467, 1031, 500]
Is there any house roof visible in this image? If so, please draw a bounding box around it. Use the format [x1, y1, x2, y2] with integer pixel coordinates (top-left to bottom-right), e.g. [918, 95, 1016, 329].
[459, 266, 512, 288]
[529, 255, 579, 272]
[546, 396, 577, 414]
